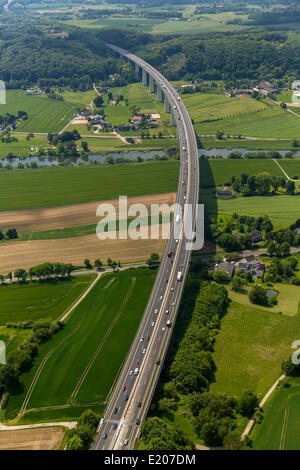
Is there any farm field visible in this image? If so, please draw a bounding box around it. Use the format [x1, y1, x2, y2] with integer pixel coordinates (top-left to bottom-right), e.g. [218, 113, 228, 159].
[0, 135, 48, 158]
[5, 269, 156, 423]
[195, 105, 300, 139]
[211, 295, 300, 399]
[0, 90, 77, 134]
[0, 192, 176, 233]
[0, 427, 66, 450]
[279, 159, 300, 180]
[202, 192, 300, 226]
[0, 161, 179, 211]
[0, 224, 167, 273]
[200, 136, 300, 151]
[0, 274, 96, 325]
[251, 376, 300, 450]
[183, 93, 268, 123]
[200, 158, 282, 187]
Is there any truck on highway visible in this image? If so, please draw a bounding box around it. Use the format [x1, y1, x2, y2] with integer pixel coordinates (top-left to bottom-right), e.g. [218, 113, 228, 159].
[134, 368, 139, 375]
[167, 320, 171, 327]
[177, 271, 183, 282]
[175, 214, 180, 224]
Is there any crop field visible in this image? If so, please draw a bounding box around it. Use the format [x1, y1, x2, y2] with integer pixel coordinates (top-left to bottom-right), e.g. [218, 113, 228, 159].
[183, 93, 268, 124]
[279, 159, 300, 180]
[200, 136, 300, 151]
[0, 427, 65, 450]
[195, 105, 300, 139]
[252, 377, 300, 450]
[0, 274, 96, 325]
[5, 269, 156, 423]
[203, 192, 300, 227]
[0, 161, 179, 211]
[200, 158, 282, 187]
[0, 135, 48, 158]
[1, 90, 77, 134]
[211, 293, 300, 399]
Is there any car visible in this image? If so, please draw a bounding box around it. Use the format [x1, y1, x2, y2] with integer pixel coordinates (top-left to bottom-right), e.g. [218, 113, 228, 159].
[156, 358, 161, 365]
[142, 348, 146, 354]
[138, 402, 142, 407]
[151, 321, 155, 327]
[136, 419, 140, 425]
[154, 308, 158, 314]
[113, 408, 118, 414]
[125, 395, 129, 401]
[171, 287, 174, 292]
[176, 239, 179, 244]
[102, 433, 107, 439]
[122, 386, 126, 391]
[147, 335, 150, 341]
[124, 439, 128, 445]
[173, 105, 177, 109]
[165, 310, 169, 314]
[178, 96, 181, 101]
[112, 424, 117, 430]
[159, 295, 163, 300]
[140, 337, 144, 342]
[172, 302, 175, 307]
[162, 327, 166, 332]
[129, 370, 133, 376]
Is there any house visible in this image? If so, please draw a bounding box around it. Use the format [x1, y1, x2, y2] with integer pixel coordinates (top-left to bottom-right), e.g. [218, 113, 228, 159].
[292, 80, 300, 90]
[235, 255, 265, 278]
[251, 231, 263, 243]
[216, 262, 235, 279]
[132, 115, 143, 122]
[292, 91, 300, 104]
[26, 88, 41, 96]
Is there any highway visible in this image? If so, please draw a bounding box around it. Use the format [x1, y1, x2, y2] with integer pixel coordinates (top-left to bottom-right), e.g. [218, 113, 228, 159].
[92, 44, 199, 451]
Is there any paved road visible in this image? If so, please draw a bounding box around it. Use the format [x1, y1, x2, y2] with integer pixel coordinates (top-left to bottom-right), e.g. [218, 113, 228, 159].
[92, 44, 199, 451]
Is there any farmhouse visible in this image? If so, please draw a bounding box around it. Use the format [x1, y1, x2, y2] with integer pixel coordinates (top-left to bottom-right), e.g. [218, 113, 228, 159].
[215, 262, 235, 279]
[292, 80, 300, 90]
[235, 255, 265, 278]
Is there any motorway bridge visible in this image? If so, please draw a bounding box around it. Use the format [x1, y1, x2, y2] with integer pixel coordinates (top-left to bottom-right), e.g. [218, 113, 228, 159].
[92, 44, 199, 451]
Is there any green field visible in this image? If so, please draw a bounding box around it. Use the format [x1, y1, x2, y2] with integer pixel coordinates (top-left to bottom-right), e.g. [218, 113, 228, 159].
[0, 135, 48, 158]
[200, 158, 283, 187]
[0, 160, 179, 211]
[211, 289, 300, 399]
[0, 90, 78, 133]
[279, 159, 300, 180]
[5, 268, 156, 423]
[0, 274, 96, 325]
[200, 136, 300, 150]
[195, 104, 300, 139]
[251, 376, 300, 450]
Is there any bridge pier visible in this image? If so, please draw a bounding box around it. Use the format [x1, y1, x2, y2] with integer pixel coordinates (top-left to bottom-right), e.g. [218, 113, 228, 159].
[142, 69, 148, 86]
[157, 86, 164, 103]
[149, 76, 155, 93]
[171, 111, 177, 126]
[135, 63, 140, 76]
[164, 98, 171, 113]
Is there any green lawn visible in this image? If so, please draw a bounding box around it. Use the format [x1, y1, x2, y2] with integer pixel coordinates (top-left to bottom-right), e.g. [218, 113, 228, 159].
[0, 160, 179, 211]
[251, 376, 300, 450]
[5, 268, 155, 423]
[211, 294, 300, 399]
[200, 136, 300, 150]
[0, 274, 96, 325]
[1, 90, 77, 133]
[0, 135, 48, 158]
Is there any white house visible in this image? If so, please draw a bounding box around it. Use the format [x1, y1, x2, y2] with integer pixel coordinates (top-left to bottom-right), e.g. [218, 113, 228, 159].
[291, 80, 300, 90]
[292, 91, 300, 103]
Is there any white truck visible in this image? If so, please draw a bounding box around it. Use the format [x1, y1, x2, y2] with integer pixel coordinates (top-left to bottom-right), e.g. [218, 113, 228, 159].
[175, 214, 180, 224]
[134, 368, 139, 375]
[177, 271, 183, 282]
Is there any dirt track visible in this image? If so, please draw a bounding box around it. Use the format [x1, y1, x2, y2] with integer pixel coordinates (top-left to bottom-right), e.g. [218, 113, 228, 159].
[0, 427, 64, 450]
[0, 225, 168, 272]
[0, 193, 176, 233]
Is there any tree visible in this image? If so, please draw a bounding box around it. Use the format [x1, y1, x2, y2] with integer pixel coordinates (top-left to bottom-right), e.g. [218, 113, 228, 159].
[107, 258, 112, 266]
[6, 228, 18, 239]
[237, 390, 259, 417]
[282, 358, 299, 376]
[223, 431, 243, 450]
[146, 253, 160, 269]
[8, 272, 12, 283]
[281, 242, 290, 257]
[94, 259, 103, 270]
[213, 270, 229, 284]
[14, 269, 26, 283]
[218, 233, 241, 253]
[255, 172, 271, 195]
[249, 286, 268, 306]
[84, 259, 92, 270]
[93, 95, 103, 107]
[66, 435, 84, 450]
[231, 276, 245, 293]
[286, 180, 295, 195]
[81, 140, 89, 152]
[0, 364, 20, 393]
[78, 409, 99, 431]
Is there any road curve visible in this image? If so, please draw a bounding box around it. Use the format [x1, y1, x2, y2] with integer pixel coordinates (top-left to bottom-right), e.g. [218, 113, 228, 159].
[92, 44, 199, 451]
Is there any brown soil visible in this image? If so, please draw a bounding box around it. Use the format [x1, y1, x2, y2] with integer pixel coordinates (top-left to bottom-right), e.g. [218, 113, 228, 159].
[0, 427, 64, 450]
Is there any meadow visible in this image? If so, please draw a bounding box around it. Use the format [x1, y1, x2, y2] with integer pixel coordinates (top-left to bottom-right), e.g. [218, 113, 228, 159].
[5, 268, 156, 423]
[279, 159, 300, 180]
[251, 376, 300, 450]
[0, 90, 78, 134]
[200, 136, 299, 150]
[0, 274, 96, 325]
[211, 290, 300, 399]
[200, 158, 282, 187]
[0, 160, 179, 211]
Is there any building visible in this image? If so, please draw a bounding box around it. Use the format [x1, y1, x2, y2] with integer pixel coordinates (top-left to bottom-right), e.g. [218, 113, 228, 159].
[216, 189, 235, 199]
[215, 262, 235, 279]
[291, 80, 300, 90]
[235, 255, 265, 278]
[251, 231, 263, 243]
[292, 91, 300, 104]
